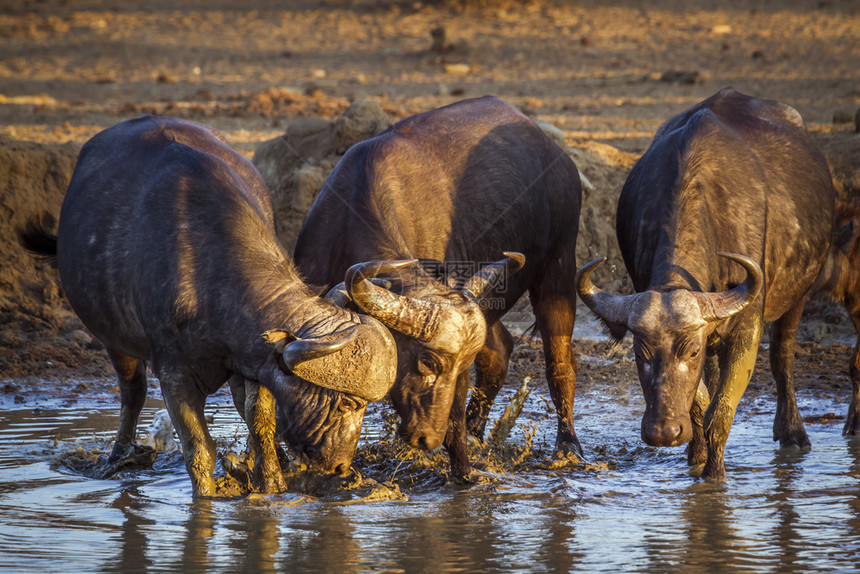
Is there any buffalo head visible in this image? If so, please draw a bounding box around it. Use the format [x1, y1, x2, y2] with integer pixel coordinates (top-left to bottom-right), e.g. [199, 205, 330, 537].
[261, 263, 410, 474]
[344, 253, 524, 450]
[575, 253, 763, 447]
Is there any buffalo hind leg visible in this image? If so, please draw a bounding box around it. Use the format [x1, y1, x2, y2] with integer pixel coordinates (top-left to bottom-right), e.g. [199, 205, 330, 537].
[466, 321, 514, 441]
[530, 288, 582, 457]
[160, 369, 217, 497]
[844, 323, 860, 435]
[106, 348, 148, 462]
[702, 315, 762, 480]
[771, 300, 811, 448]
[445, 369, 472, 482]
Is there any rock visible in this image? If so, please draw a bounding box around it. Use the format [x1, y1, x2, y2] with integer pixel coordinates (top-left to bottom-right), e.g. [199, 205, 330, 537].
[0, 329, 23, 348]
[334, 100, 390, 154]
[659, 70, 700, 85]
[252, 101, 391, 252]
[833, 110, 854, 125]
[140, 409, 179, 453]
[443, 63, 471, 76]
[65, 329, 92, 347]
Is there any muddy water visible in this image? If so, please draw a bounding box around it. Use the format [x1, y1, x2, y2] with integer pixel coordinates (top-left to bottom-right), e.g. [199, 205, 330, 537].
[1, 349, 859, 572]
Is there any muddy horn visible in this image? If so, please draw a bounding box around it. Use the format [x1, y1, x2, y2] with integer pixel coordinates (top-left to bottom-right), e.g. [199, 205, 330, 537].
[692, 252, 764, 322]
[280, 327, 358, 370]
[346, 259, 451, 342]
[462, 251, 526, 302]
[575, 257, 633, 339]
[265, 321, 396, 402]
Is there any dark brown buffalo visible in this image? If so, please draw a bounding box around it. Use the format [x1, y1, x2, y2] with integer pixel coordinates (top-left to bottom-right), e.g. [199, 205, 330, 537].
[813, 199, 860, 434]
[576, 88, 835, 479]
[294, 96, 583, 479]
[18, 115, 407, 496]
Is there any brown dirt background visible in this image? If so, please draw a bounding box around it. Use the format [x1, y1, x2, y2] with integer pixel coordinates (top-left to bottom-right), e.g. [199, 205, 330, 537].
[0, 0, 858, 412]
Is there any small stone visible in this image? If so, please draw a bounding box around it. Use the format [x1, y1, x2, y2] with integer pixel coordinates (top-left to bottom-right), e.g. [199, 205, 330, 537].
[443, 63, 471, 76]
[659, 70, 700, 85]
[833, 110, 854, 124]
[66, 329, 92, 347]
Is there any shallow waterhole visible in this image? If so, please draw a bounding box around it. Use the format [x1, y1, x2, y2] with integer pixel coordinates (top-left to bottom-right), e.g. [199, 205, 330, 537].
[0, 345, 858, 572]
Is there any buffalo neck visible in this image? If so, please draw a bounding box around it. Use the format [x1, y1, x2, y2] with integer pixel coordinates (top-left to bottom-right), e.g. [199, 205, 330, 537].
[646, 186, 716, 295]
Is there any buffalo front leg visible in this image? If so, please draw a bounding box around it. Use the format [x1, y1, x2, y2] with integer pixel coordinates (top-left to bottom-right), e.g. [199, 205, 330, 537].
[689, 342, 720, 466]
[466, 321, 514, 441]
[771, 300, 811, 448]
[106, 348, 148, 462]
[530, 290, 582, 457]
[687, 380, 710, 466]
[160, 371, 217, 497]
[702, 316, 763, 480]
[445, 369, 473, 482]
[242, 379, 288, 493]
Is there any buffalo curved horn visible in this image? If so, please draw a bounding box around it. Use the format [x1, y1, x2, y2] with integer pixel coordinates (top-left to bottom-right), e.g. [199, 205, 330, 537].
[326, 277, 395, 309]
[462, 251, 526, 302]
[346, 259, 447, 342]
[692, 252, 763, 323]
[280, 326, 359, 371]
[575, 257, 633, 339]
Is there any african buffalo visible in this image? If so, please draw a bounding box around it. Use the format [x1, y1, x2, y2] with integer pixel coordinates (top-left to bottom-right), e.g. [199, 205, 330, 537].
[294, 95, 583, 479]
[18, 115, 407, 496]
[813, 199, 860, 435]
[576, 87, 835, 479]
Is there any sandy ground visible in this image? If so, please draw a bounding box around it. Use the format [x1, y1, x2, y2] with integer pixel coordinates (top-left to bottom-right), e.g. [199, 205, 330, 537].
[0, 0, 858, 422]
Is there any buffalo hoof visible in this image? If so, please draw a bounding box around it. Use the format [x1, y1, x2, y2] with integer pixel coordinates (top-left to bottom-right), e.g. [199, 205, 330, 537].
[555, 436, 584, 459]
[700, 461, 727, 482]
[844, 402, 860, 436]
[448, 468, 477, 487]
[222, 451, 253, 491]
[99, 443, 156, 479]
[775, 427, 811, 449]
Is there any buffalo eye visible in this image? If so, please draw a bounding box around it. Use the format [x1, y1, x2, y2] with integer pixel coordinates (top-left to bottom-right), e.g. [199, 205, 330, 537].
[689, 348, 700, 359]
[417, 352, 442, 377]
[337, 396, 361, 413]
[633, 341, 652, 363]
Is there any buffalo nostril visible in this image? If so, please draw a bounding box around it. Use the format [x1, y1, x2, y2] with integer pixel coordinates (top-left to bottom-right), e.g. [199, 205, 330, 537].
[334, 462, 349, 476]
[643, 422, 685, 447]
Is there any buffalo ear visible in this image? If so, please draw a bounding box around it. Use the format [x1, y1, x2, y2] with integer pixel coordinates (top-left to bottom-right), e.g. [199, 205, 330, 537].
[262, 329, 297, 354]
[834, 219, 857, 255]
[603, 321, 629, 343]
